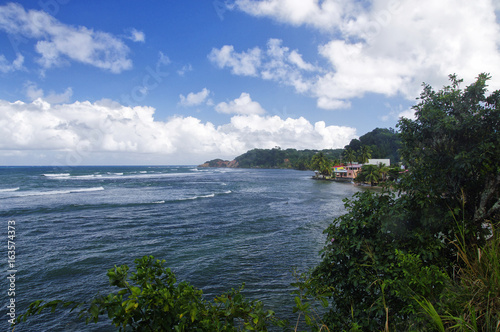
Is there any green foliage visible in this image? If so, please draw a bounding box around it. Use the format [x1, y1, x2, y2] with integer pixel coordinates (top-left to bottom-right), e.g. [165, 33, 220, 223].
[311, 191, 448, 330]
[420, 224, 500, 331]
[310, 152, 333, 178]
[342, 148, 357, 165]
[398, 73, 500, 244]
[290, 269, 332, 332]
[355, 164, 401, 186]
[358, 146, 372, 164]
[354, 164, 380, 186]
[234, 148, 343, 170]
[18, 256, 280, 331]
[312, 74, 500, 331]
[344, 128, 401, 163]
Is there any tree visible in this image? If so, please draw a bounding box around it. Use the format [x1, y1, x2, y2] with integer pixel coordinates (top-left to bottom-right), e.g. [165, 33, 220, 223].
[364, 164, 380, 186]
[398, 73, 500, 243]
[359, 145, 372, 164]
[310, 152, 332, 178]
[376, 162, 390, 182]
[343, 148, 356, 165]
[344, 128, 401, 163]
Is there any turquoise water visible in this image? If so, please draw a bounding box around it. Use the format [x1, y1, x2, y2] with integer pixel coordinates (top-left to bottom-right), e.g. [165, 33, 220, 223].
[0, 166, 362, 331]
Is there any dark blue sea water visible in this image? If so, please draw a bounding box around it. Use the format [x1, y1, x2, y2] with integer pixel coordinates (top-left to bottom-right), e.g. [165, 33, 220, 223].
[0, 166, 363, 331]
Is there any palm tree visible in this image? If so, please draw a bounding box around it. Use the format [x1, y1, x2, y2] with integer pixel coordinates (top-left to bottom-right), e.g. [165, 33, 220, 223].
[376, 162, 390, 182]
[359, 145, 372, 164]
[363, 164, 380, 186]
[344, 148, 356, 165]
[311, 152, 332, 179]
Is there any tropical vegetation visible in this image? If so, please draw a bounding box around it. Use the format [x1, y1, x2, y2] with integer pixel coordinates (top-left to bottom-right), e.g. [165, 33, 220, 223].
[343, 127, 401, 164]
[311, 73, 499, 330]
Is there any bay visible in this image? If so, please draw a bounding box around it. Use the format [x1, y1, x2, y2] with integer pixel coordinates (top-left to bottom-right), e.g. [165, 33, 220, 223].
[0, 166, 363, 331]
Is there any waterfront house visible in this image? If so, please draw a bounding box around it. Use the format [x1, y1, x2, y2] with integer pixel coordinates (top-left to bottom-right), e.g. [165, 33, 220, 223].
[333, 163, 363, 181]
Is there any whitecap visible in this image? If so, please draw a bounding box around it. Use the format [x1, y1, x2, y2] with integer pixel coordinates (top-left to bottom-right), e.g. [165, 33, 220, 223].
[198, 193, 215, 198]
[0, 187, 19, 192]
[43, 173, 70, 178]
[17, 187, 104, 197]
[69, 187, 105, 193]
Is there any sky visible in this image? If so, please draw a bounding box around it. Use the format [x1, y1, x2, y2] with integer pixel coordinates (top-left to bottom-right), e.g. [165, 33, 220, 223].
[0, 0, 499, 165]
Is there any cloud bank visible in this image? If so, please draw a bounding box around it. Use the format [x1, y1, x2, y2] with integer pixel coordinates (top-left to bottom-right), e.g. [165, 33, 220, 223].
[0, 98, 357, 165]
[212, 0, 500, 109]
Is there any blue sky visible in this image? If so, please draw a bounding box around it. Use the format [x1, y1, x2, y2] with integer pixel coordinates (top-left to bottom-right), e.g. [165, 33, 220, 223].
[0, 0, 499, 165]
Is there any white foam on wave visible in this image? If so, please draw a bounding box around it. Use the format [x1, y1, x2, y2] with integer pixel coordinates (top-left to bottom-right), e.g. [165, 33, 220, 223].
[152, 200, 165, 204]
[53, 172, 198, 181]
[17, 186, 104, 197]
[0, 187, 20, 192]
[43, 173, 70, 178]
[73, 174, 103, 179]
[183, 193, 215, 200]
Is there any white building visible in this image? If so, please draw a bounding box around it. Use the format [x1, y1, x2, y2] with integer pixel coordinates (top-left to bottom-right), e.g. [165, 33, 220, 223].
[365, 159, 391, 166]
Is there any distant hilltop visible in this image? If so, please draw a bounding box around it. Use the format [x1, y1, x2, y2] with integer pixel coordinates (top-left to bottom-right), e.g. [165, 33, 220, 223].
[198, 158, 239, 168]
[198, 128, 401, 170]
[198, 148, 343, 170]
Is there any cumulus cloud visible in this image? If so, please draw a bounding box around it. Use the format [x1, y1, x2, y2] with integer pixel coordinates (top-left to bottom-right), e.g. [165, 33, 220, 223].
[209, 39, 319, 95]
[208, 45, 262, 76]
[0, 3, 132, 73]
[0, 98, 357, 164]
[227, 0, 500, 109]
[179, 88, 211, 106]
[235, 0, 351, 30]
[25, 82, 73, 104]
[215, 93, 266, 115]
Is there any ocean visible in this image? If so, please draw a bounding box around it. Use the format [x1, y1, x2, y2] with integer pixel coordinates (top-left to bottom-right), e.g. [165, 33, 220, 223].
[0, 166, 363, 331]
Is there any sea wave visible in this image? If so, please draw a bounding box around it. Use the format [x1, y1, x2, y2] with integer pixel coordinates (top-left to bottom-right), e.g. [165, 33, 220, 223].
[184, 190, 232, 201]
[45, 172, 199, 181]
[0, 187, 20, 192]
[16, 187, 105, 197]
[42, 173, 70, 177]
[73, 174, 103, 179]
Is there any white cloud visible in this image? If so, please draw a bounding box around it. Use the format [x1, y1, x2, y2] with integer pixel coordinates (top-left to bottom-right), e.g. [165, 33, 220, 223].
[179, 88, 210, 106]
[0, 3, 132, 73]
[209, 39, 318, 94]
[25, 82, 73, 104]
[215, 93, 266, 115]
[398, 108, 416, 121]
[208, 45, 262, 76]
[0, 98, 357, 165]
[228, 0, 500, 109]
[235, 0, 351, 30]
[127, 28, 145, 42]
[0, 53, 24, 72]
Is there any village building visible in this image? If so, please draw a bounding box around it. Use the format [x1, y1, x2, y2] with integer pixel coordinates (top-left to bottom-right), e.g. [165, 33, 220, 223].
[332, 159, 391, 181]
